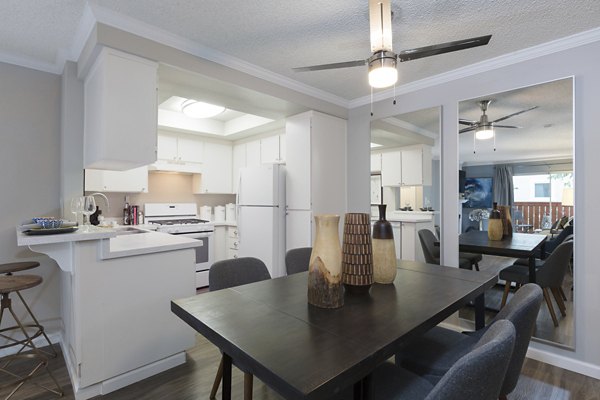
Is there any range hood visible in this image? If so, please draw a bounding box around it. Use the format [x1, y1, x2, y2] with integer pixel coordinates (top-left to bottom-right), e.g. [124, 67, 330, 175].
[148, 160, 203, 174]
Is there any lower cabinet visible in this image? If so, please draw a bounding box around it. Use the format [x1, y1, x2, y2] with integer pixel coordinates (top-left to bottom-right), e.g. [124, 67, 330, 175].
[401, 220, 435, 262]
[227, 226, 239, 259]
[214, 225, 239, 262]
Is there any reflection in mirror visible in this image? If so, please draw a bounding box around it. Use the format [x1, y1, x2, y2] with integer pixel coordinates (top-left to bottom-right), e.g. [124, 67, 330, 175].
[370, 107, 441, 265]
[458, 78, 574, 349]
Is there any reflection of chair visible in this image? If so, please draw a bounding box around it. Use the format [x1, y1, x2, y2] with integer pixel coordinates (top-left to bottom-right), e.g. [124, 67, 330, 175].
[285, 247, 312, 275]
[434, 227, 481, 271]
[372, 320, 515, 400]
[209, 257, 271, 399]
[418, 229, 472, 269]
[396, 284, 541, 399]
[500, 241, 573, 327]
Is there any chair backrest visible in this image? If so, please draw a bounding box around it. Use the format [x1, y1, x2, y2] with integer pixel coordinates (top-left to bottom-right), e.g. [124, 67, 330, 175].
[489, 283, 543, 395]
[418, 229, 440, 264]
[209, 257, 271, 291]
[285, 247, 312, 275]
[425, 320, 516, 400]
[537, 240, 574, 288]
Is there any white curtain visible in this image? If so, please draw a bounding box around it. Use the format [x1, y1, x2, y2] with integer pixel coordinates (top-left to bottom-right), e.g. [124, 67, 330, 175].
[493, 165, 514, 208]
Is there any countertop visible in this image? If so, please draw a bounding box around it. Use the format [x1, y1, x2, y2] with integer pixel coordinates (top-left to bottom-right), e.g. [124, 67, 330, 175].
[212, 221, 237, 227]
[371, 211, 436, 223]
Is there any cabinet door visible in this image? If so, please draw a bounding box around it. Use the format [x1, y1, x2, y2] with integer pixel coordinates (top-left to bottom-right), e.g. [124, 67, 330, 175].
[177, 137, 204, 163]
[391, 221, 402, 260]
[401, 148, 423, 185]
[286, 210, 312, 251]
[246, 140, 261, 167]
[285, 114, 311, 210]
[213, 226, 227, 262]
[157, 135, 178, 161]
[279, 134, 286, 162]
[85, 167, 148, 193]
[195, 142, 232, 193]
[381, 151, 401, 186]
[260, 135, 280, 163]
[401, 223, 417, 261]
[232, 143, 246, 193]
[371, 153, 382, 172]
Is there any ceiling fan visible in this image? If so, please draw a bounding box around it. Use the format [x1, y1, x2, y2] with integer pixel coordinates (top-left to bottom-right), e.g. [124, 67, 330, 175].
[459, 100, 539, 140]
[293, 0, 492, 89]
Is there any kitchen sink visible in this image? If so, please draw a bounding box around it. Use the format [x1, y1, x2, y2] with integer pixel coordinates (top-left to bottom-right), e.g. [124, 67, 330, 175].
[114, 227, 146, 235]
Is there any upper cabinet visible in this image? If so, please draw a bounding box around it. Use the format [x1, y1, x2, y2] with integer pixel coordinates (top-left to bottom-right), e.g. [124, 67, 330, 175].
[157, 134, 203, 163]
[380, 145, 432, 187]
[85, 166, 149, 193]
[84, 47, 158, 170]
[231, 134, 285, 193]
[192, 142, 232, 194]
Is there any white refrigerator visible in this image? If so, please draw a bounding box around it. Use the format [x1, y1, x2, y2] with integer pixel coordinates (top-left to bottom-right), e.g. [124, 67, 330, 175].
[237, 164, 286, 278]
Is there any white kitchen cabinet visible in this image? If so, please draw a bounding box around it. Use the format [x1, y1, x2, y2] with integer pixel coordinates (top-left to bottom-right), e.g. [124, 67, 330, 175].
[261, 135, 281, 163]
[285, 111, 347, 249]
[391, 221, 402, 260]
[381, 145, 432, 186]
[157, 134, 203, 164]
[227, 226, 239, 259]
[213, 226, 227, 262]
[371, 153, 382, 172]
[401, 221, 434, 262]
[279, 134, 286, 162]
[232, 143, 246, 193]
[192, 142, 232, 194]
[246, 140, 261, 167]
[84, 47, 158, 170]
[85, 166, 148, 193]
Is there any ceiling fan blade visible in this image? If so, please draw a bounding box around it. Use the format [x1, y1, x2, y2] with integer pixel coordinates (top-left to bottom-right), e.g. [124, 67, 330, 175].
[492, 124, 521, 129]
[397, 35, 492, 62]
[459, 126, 477, 134]
[491, 106, 538, 123]
[293, 60, 367, 72]
[459, 118, 478, 126]
[369, 0, 393, 52]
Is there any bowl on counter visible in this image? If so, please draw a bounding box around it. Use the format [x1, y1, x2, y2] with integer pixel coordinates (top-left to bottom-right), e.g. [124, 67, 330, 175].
[34, 218, 63, 229]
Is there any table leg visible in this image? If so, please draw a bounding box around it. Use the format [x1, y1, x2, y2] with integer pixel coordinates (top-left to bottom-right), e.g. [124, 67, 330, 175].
[353, 374, 372, 400]
[222, 353, 232, 400]
[475, 293, 485, 330]
[528, 256, 536, 283]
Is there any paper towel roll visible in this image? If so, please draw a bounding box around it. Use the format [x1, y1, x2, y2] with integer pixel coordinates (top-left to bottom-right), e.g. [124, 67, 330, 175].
[200, 206, 212, 221]
[214, 206, 225, 222]
[226, 203, 236, 222]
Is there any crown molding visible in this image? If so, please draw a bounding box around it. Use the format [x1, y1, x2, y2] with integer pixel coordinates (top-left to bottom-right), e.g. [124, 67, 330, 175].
[348, 27, 600, 109]
[0, 50, 61, 75]
[86, 4, 350, 109]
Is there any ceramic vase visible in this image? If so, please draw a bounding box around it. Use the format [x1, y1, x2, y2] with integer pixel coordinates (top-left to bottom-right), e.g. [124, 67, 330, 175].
[488, 202, 504, 241]
[372, 205, 397, 284]
[499, 205, 513, 237]
[307, 215, 344, 308]
[342, 213, 374, 294]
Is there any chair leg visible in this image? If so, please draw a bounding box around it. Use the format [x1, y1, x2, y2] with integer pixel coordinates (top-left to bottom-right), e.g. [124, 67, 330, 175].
[551, 288, 567, 316]
[501, 281, 511, 308]
[244, 372, 253, 400]
[210, 356, 224, 400]
[499, 395, 508, 400]
[543, 288, 559, 327]
[474, 262, 480, 272]
[559, 287, 567, 301]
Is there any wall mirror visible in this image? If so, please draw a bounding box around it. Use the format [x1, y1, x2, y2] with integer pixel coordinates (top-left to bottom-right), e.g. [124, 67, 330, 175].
[370, 106, 441, 265]
[457, 77, 574, 349]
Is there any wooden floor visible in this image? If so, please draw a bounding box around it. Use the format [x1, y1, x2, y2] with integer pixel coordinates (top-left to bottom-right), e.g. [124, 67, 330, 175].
[2, 336, 599, 400]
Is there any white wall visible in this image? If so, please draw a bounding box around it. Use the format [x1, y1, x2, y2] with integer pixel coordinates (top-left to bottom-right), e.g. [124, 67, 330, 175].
[0, 62, 62, 340]
[347, 39, 600, 376]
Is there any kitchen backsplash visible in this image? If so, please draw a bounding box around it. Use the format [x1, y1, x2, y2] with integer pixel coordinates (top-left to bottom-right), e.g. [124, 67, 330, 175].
[86, 172, 236, 219]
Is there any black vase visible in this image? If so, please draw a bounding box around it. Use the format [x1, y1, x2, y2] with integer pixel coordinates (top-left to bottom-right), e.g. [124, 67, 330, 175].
[373, 205, 393, 240]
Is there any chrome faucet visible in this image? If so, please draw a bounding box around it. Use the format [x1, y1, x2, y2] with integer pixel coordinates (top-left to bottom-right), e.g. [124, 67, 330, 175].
[90, 192, 110, 211]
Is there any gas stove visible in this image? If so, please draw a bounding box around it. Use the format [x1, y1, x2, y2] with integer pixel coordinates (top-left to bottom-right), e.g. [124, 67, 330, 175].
[144, 203, 214, 234]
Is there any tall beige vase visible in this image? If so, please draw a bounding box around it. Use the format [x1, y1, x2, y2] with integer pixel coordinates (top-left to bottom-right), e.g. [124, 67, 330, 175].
[308, 215, 344, 308]
[372, 205, 397, 284]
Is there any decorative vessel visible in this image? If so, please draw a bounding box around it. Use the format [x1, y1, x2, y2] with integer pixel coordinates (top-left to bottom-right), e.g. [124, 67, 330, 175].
[342, 213, 374, 294]
[488, 202, 504, 241]
[372, 205, 397, 284]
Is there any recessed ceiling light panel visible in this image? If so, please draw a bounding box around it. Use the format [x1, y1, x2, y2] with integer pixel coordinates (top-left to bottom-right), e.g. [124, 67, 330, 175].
[181, 99, 226, 118]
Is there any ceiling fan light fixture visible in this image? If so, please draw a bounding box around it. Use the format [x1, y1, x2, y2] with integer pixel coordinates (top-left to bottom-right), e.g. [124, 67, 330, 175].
[475, 126, 494, 140]
[368, 51, 398, 88]
[181, 100, 226, 119]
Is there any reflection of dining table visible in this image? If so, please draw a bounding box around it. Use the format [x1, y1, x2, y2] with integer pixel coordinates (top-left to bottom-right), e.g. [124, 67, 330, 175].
[458, 230, 547, 283]
[171, 260, 497, 400]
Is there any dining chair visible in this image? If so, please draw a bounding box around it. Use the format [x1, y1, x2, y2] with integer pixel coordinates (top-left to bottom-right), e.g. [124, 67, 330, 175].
[208, 257, 271, 400]
[285, 247, 312, 275]
[433, 228, 482, 270]
[500, 241, 573, 327]
[396, 284, 542, 400]
[372, 320, 516, 400]
[418, 229, 472, 269]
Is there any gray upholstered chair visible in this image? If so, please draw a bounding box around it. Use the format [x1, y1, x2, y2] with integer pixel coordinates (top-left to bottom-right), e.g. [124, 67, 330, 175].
[285, 247, 312, 275]
[373, 320, 516, 400]
[434, 227, 482, 271]
[418, 229, 472, 270]
[208, 257, 271, 400]
[396, 284, 542, 400]
[500, 241, 573, 327]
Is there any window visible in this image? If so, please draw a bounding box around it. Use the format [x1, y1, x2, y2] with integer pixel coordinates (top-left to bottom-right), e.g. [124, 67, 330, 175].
[535, 183, 550, 198]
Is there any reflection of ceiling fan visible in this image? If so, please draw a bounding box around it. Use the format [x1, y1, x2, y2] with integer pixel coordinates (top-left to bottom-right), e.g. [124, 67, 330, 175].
[293, 0, 492, 89]
[459, 100, 538, 140]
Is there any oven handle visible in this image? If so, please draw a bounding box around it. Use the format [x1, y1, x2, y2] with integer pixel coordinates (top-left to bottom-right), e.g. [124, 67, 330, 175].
[173, 231, 213, 239]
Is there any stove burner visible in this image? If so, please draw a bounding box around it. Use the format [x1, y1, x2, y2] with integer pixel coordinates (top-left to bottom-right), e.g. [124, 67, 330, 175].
[149, 218, 209, 225]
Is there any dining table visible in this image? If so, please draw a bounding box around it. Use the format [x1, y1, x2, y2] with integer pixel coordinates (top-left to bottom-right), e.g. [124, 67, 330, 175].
[171, 260, 496, 400]
[458, 230, 547, 283]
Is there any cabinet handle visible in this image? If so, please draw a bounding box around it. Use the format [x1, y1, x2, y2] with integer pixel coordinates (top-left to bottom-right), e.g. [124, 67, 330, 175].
[233, 254, 238, 258]
[233, 230, 238, 235]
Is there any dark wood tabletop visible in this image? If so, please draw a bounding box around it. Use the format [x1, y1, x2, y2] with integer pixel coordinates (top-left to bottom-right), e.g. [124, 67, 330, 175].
[458, 230, 546, 282]
[172, 260, 497, 400]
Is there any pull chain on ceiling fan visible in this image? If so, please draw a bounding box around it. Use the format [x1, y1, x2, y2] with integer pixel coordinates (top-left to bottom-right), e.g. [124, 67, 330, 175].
[293, 0, 492, 89]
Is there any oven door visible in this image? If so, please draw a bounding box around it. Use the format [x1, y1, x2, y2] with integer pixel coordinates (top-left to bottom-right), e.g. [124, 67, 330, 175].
[174, 231, 213, 287]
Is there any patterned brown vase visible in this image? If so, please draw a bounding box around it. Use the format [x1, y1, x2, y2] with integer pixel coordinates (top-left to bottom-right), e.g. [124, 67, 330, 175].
[342, 213, 374, 294]
[307, 215, 344, 308]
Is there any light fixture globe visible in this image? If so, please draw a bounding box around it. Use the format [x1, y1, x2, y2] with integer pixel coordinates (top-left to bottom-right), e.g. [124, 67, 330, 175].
[368, 51, 398, 88]
[475, 126, 494, 140]
[181, 100, 226, 119]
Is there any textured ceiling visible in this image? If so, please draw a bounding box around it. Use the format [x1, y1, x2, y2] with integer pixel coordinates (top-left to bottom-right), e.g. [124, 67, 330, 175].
[0, 1, 599, 100]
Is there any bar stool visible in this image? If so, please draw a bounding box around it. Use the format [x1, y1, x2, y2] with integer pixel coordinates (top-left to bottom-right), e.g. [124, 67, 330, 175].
[0, 261, 57, 358]
[0, 273, 63, 398]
